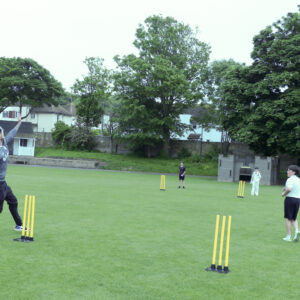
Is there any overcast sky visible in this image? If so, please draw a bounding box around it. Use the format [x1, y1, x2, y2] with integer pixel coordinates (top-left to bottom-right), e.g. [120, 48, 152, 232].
[1, 0, 299, 91]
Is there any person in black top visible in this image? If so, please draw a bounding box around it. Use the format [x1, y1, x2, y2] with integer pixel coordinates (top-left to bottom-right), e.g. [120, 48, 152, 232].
[178, 161, 186, 189]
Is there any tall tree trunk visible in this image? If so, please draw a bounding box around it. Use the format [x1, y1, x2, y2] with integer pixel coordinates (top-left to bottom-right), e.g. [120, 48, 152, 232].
[110, 135, 113, 154]
[146, 145, 151, 158]
[163, 134, 170, 156]
[101, 115, 104, 135]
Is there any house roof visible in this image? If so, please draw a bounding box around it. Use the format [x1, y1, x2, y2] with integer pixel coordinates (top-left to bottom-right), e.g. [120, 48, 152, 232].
[31, 104, 73, 116]
[187, 134, 201, 140]
[183, 107, 206, 118]
[62, 103, 76, 115]
[0, 120, 34, 138]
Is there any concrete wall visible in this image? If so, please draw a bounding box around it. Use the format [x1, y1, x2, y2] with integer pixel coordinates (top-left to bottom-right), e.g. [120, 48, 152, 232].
[218, 155, 235, 182]
[218, 154, 281, 185]
[34, 132, 254, 156]
[170, 140, 220, 157]
[35, 132, 54, 147]
[254, 156, 278, 185]
[94, 136, 131, 155]
[9, 155, 107, 169]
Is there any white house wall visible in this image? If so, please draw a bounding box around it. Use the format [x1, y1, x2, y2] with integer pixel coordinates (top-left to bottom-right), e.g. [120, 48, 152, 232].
[36, 114, 57, 132]
[61, 115, 75, 127]
[175, 114, 222, 142]
[34, 114, 74, 133]
[1, 106, 75, 133]
[13, 138, 35, 156]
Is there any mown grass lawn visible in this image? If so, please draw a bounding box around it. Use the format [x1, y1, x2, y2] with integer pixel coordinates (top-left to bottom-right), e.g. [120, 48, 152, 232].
[34, 147, 218, 176]
[0, 165, 298, 299]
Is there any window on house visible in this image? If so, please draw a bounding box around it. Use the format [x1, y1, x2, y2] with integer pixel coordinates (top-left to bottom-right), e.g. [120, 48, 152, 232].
[31, 113, 35, 119]
[20, 139, 28, 147]
[9, 111, 17, 118]
[3, 111, 18, 118]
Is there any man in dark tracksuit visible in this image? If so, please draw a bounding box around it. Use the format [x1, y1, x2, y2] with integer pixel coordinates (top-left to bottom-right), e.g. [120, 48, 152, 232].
[0, 116, 23, 231]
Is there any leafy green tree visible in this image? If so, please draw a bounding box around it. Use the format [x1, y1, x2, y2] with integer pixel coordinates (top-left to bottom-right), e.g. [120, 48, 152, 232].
[0, 57, 65, 116]
[103, 95, 121, 153]
[114, 15, 211, 155]
[192, 59, 243, 155]
[69, 123, 96, 151]
[72, 57, 111, 131]
[220, 10, 300, 157]
[51, 121, 72, 149]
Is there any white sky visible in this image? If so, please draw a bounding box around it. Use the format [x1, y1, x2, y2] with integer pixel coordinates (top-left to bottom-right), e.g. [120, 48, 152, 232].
[0, 0, 299, 91]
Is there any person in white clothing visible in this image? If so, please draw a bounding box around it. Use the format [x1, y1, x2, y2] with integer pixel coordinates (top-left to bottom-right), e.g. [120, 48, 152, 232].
[281, 165, 300, 242]
[250, 167, 261, 196]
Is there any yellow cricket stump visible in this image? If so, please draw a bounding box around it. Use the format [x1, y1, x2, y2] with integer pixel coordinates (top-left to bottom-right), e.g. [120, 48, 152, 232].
[160, 175, 166, 191]
[216, 216, 226, 271]
[223, 216, 232, 273]
[206, 214, 220, 271]
[206, 215, 232, 274]
[237, 181, 245, 198]
[14, 195, 36, 243]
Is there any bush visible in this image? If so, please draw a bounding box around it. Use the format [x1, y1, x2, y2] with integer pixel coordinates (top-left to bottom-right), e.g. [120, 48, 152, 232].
[69, 126, 96, 152]
[91, 129, 101, 136]
[178, 147, 191, 158]
[51, 121, 72, 148]
[203, 145, 220, 161]
[189, 153, 203, 163]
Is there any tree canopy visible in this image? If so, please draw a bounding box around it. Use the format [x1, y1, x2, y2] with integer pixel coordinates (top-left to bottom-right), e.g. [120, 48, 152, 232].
[219, 11, 300, 157]
[72, 57, 111, 129]
[0, 57, 65, 115]
[113, 15, 211, 154]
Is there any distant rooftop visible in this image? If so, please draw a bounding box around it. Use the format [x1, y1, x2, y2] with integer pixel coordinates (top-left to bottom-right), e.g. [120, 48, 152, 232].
[0, 120, 34, 138]
[31, 104, 74, 116]
[183, 107, 206, 118]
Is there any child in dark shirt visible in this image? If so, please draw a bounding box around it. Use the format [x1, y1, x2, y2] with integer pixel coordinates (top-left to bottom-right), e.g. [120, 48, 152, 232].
[178, 161, 186, 189]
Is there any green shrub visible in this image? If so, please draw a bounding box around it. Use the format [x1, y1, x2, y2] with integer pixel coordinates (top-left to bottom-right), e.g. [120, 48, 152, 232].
[51, 121, 72, 148]
[91, 129, 101, 136]
[178, 147, 191, 158]
[189, 153, 203, 163]
[69, 126, 96, 152]
[203, 145, 219, 161]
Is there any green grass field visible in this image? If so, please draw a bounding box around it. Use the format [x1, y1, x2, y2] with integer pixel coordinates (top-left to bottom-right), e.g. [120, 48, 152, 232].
[0, 165, 299, 299]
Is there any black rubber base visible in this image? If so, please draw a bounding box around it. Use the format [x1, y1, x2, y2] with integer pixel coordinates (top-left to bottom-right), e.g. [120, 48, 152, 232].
[237, 196, 244, 198]
[205, 264, 216, 271]
[160, 189, 166, 191]
[13, 236, 34, 242]
[206, 264, 230, 274]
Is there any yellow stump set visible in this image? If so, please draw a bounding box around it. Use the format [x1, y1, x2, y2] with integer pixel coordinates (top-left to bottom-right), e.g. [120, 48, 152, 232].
[206, 214, 232, 274]
[237, 180, 245, 198]
[160, 175, 166, 191]
[14, 195, 36, 243]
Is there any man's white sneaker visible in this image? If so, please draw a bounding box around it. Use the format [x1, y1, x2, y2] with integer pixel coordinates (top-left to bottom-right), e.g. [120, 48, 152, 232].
[283, 236, 292, 242]
[293, 232, 300, 242]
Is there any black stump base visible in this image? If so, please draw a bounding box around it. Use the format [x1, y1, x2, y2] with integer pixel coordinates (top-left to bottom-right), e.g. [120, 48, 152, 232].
[205, 264, 230, 274]
[205, 264, 216, 272]
[13, 236, 34, 243]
